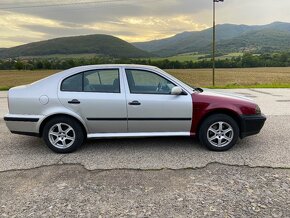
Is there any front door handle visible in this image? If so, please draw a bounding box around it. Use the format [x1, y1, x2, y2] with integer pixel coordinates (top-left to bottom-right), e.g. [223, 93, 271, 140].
[128, 100, 141, 106]
[68, 99, 80, 104]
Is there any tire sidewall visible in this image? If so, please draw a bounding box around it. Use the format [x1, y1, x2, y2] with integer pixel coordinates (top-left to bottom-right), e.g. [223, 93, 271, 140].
[43, 117, 84, 153]
[199, 114, 239, 151]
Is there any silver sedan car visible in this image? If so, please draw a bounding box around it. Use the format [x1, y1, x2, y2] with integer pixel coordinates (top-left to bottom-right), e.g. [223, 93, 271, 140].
[4, 64, 266, 153]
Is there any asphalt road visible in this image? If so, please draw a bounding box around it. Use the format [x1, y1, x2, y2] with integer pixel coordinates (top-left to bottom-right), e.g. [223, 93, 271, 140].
[1, 89, 290, 217]
[0, 89, 290, 171]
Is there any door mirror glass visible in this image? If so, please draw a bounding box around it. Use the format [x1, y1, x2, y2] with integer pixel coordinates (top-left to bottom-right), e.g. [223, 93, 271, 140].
[171, 86, 183, 95]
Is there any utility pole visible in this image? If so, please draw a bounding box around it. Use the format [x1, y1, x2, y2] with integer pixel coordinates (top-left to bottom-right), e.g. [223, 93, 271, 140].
[212, 0, 224, 87]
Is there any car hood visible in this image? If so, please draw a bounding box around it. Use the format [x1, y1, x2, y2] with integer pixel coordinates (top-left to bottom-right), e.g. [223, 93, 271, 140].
[197, 88, 254, 103]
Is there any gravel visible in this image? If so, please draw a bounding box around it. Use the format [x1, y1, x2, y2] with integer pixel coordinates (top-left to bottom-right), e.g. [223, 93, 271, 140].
[1, 164, 289, 217]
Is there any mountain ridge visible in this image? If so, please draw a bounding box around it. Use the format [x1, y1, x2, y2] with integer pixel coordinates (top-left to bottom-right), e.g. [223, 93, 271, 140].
[1, 22, 290, 59]
[133, 21, 290, 56]
[0, 34, 152, 59]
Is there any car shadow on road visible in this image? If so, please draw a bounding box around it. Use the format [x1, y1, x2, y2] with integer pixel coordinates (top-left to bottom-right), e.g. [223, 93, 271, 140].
[78, 135, 198, 149]
[80, 136, 252, 154]
[1, 131, 254, 156]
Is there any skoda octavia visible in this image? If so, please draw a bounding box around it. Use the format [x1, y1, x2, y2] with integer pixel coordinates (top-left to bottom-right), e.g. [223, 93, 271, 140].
[4, 65, 266, 153]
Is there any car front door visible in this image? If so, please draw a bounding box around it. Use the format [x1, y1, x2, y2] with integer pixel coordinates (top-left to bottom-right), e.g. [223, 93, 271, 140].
[124, 68, 192, 133]
[58, 68, 127, 134]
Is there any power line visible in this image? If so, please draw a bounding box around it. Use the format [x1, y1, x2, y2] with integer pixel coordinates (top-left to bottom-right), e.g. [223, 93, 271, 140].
[0, 0, 102, 6]
[1, 0, 79, 8]
[1, 0, 64, 5]
[0, 0, 131, 10]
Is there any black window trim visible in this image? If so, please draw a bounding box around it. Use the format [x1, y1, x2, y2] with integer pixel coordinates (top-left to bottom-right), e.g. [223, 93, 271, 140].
[60, 68, 121, 94]
[125, 68, 187, 96]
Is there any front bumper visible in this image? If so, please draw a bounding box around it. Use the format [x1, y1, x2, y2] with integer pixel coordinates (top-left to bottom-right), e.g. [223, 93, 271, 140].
[240, 114, 266, 138]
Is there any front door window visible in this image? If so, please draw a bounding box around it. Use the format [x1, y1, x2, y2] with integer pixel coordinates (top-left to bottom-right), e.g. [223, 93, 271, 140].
[126, 69, 175, 94]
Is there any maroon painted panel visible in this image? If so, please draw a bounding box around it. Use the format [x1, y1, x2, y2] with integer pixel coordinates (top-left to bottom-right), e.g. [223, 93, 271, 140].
[190, 91, 257, 135]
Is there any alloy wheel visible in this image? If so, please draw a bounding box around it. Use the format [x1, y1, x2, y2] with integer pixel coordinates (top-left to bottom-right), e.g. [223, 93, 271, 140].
[48, 123, 76, 149]
[207, 121, 234, 148]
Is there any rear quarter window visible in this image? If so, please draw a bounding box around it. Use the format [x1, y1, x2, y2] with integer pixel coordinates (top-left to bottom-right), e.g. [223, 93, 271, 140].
[61, 74, 83, 92]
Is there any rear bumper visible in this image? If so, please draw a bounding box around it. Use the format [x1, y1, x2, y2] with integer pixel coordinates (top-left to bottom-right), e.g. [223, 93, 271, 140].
[240, 114, 266, 138]
[4, 114, 43, 137]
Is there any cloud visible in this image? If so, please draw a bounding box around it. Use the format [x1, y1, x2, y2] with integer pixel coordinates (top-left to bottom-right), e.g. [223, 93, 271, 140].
[1, 0, 290, 47]
[18, 14, 208, 43]
[1, 0, 210, 24]
[0, 0, 210, 47]
[0, 11, 64, 46]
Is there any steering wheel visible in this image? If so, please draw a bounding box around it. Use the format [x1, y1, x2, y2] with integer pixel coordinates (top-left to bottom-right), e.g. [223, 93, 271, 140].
[156, 82, 162, 92]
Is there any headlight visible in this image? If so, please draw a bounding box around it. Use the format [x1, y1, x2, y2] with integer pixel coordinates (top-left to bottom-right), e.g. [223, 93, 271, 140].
[255, 105, 261, 115]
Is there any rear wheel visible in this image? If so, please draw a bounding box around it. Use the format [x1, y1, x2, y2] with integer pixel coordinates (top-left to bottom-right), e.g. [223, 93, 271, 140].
[43, 116, 84, 153]
[199, 114, 239, 151]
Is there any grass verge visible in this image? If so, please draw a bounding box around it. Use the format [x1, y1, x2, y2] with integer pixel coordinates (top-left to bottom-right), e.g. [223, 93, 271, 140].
[0, 68, 290, 90]
[205, 83, 290, 89]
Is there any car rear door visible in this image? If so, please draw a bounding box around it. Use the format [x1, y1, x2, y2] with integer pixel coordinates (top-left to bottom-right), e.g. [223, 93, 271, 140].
[123, 68, 192, 133]
[58, 68, 128, 133]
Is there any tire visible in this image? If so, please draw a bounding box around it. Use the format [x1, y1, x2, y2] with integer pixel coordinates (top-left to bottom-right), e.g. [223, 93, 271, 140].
[198, 114, 239, 151]
[43, 116, 84, 153]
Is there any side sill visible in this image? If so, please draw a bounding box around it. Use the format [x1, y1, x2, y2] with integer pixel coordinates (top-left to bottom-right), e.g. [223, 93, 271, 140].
[87, 132, 190, 139]
[11, 131, 40, 137]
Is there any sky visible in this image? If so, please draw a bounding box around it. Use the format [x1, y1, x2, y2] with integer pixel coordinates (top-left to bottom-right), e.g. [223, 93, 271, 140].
[1, 0, 290, 47]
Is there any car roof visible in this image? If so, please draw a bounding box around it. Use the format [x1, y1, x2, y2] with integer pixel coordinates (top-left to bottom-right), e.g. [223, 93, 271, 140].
[41, 64, 161, 83]
[69, 64, 159, 72]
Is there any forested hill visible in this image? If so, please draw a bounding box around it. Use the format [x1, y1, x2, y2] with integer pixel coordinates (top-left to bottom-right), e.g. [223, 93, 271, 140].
[0, 34, 152, 59]
[133, 22, 290, 56]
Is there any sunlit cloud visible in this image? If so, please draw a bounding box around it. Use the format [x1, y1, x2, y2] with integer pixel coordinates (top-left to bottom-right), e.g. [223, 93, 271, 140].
[1, 0, 290, 47]
[0, 12, 208, 47]
[0, 11, 64, 47]
[84, 16, 209, 42]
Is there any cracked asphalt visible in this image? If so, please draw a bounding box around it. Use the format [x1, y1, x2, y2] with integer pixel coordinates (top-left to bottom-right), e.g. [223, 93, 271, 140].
[1, 164, 290, 217]
[0, 89, 290, 217]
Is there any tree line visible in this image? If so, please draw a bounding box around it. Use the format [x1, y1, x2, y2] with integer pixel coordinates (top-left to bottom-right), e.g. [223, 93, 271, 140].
[1, 52, 290, 70]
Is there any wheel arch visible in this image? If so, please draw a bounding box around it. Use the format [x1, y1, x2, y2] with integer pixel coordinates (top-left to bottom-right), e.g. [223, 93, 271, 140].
[196, 109, 242, 136]
[39, 113, 87, 138]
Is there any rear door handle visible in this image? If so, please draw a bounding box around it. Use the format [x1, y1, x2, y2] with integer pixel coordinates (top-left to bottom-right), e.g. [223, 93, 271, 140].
[68, 99, 80, 104]
[128, 100, 141, 106]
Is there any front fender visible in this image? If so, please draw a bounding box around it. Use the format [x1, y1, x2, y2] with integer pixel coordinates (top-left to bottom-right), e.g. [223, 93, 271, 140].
[190, 94, 244, 135]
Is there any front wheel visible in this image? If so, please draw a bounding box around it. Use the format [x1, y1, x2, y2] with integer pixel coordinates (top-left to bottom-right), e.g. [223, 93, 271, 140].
[43, 116, 84, 153]
[199, 114, 239, 151]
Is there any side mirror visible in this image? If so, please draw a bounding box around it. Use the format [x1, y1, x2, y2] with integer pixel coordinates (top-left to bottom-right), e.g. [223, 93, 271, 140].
[171, 86, 183, 95]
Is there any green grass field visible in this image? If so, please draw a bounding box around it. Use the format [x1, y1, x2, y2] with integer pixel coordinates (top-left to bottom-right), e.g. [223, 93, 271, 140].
[216, 52, 243, 60]
[138, 52, 244, 62]
[148, 53, 205, 62]
[0, 67, 290, 90]
[167, 68, 290, 88]
[19, 52, 243, 62]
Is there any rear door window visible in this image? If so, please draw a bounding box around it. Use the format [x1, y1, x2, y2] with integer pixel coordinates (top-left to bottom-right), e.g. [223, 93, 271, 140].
[83, 69, 120, 93]
[61, 69, 120, 93]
